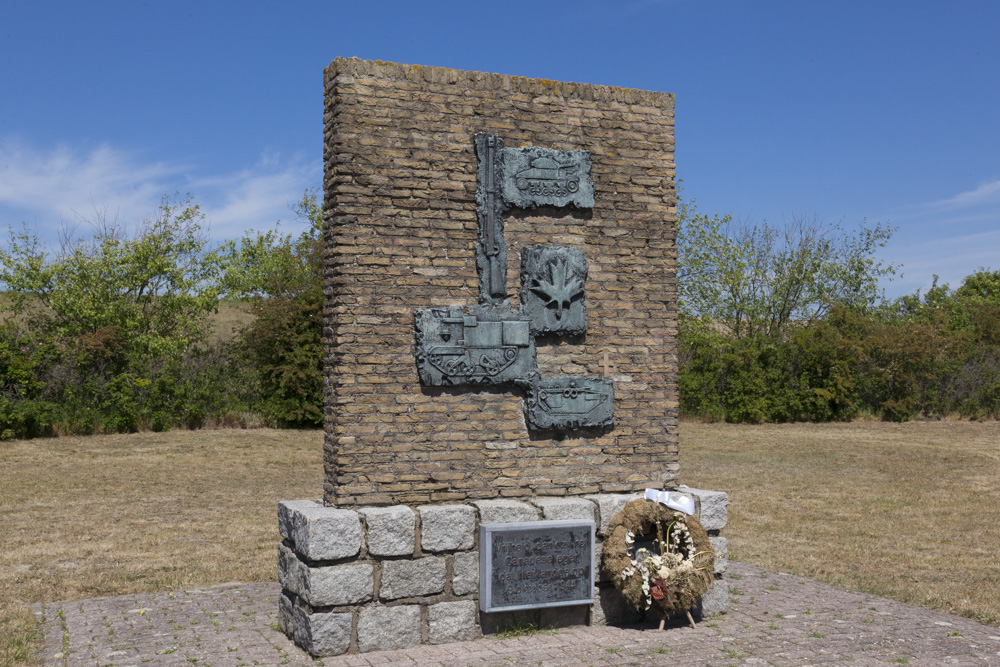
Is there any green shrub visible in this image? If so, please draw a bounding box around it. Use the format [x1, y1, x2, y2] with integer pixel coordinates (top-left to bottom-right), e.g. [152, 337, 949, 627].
[0, 196, 253, 436]
[220, 189, 324, 428]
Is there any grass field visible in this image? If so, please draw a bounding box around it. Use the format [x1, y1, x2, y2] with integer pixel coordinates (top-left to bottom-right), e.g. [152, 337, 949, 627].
[0, 429, 324, 666]
[1, 422, 998, 665]
[683, 421, 1000, 627]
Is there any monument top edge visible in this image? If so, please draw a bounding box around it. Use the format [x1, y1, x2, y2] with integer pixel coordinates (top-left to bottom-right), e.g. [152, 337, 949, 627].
[324, 57, 674, 106]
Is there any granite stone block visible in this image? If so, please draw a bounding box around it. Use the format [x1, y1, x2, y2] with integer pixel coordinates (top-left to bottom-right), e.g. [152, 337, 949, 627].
[709, 536, 728, 575]
[296, 562, 373, 607]
[359, 505, 415, 556]
[472, 499, 538, 524]
[696, 579, 729, 617]
[380, 557, 446, 600]
[591, 584, 641, 626]
[358, 605, 422, 652]
[531, 497, 597, 522]
[678, 486, 729, 532]
[278, 590, 294, 636]
[428, 601, 480, 643]
[584, 493, 641, 536]
[291, 606, 352, 657]
[451, 551, 479, 596]
[540, 604, 589, 629]
[419, 504, 476, 552]
[278, 500, 318, 542]
[278, 543, 301, 596]
[292, 505, 362, 561]
[594, 541, 605, 582]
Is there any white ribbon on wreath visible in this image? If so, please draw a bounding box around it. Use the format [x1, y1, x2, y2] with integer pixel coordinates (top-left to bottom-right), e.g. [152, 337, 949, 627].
[644, 488, 695, 515]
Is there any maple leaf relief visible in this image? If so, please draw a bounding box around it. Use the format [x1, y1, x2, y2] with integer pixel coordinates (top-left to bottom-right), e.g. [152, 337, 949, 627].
[529, 258, 585, 320]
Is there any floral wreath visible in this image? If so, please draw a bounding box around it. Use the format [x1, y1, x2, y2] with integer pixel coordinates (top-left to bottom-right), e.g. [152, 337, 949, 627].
[602, 499, 715, 626]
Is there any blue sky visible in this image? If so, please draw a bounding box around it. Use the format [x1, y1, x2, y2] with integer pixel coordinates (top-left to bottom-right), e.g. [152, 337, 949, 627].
[1, 0, 998, 298]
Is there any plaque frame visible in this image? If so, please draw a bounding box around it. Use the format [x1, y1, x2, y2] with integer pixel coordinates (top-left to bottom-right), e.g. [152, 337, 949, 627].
[479, 519, 596, 613]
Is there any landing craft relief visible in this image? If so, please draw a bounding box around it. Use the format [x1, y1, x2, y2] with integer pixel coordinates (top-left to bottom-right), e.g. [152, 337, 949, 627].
[526, 378, 614, 431]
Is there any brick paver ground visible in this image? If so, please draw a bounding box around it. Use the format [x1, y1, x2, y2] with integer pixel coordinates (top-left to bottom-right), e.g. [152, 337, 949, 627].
[35, 562, 1000, 666]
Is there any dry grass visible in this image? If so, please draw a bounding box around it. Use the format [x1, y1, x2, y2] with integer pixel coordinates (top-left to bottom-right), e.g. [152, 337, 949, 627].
[3, 422, 999, 664]
[682, 421, 1000, 627]
[0, 293, 255, 343]
[0, 428, 323, 666]
[209, 300, 256, 343]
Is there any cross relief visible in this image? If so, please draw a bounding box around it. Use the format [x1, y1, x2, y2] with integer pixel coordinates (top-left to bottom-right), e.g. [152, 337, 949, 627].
[413, 133, 614, 432]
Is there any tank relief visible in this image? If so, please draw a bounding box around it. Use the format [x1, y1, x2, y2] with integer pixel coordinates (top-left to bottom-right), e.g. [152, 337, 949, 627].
[500, 145, 594, 209]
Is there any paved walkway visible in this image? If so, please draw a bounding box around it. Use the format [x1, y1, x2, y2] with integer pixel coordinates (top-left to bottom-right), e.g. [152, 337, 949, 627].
[35, 562, 1000, 666]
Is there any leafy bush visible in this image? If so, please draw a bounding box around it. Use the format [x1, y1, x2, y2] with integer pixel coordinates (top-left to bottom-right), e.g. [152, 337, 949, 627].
[220, 189, 324, 427]
[679, 298, 1000, 424]
[679, 325, 812, 423]
[0, 195, 238, 436]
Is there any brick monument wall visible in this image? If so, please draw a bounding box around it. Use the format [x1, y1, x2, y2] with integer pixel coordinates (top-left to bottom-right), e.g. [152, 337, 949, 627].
[323, 58, 678, 507]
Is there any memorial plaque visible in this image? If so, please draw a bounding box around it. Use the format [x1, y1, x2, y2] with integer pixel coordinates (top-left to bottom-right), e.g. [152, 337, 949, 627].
[525, 377, 614, 431]
[479, 520, 595, 613]
[500, 146, 594, 209]
[520, 245, 588, 336]
[414, 305, 538, 387]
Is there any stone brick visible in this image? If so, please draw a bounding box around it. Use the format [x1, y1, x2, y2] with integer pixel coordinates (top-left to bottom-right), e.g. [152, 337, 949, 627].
[291, 606, 352, 657]
[540, 604, 590, 629]
[696, 579, 729, 617]
[709, 536, 728, 575]
[296, 562, 373, 607]
[678, 486, 729, 532]
[278, 499, 318, 542]
[358, 605, 422, 652]
[418, 504, 476, 552]
[291, 505, 362, 561]
[278, 590, 294, 635]
[359, 505, 415, 556]
[380, 557, 446, 600]
[277, 543, 301, 596]
[472, 499, 538, 524]
[428, 601, 480, 644]
[451, 551, 479, 596]
[531, 497, 598, 522]
[591, 584, 644, 626]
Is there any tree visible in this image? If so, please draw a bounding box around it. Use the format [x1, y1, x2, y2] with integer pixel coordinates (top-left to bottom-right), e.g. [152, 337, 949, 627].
[0, 194, 220, 358]
[0, 194, 226, 433]
[955, 269, 1000, 304]
[219, 188, 324, 427]
[677, 197, 897, 338]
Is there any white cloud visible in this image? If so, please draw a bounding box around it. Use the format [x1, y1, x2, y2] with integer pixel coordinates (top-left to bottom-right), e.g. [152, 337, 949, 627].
[193, 155, 320, 239]
[925, 179, 1000, 210]
[879, 178, 1000, 298]
[0, 140, 320, 245]
[885, 226, 1000, 299]
[0, 139, 180, 228]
